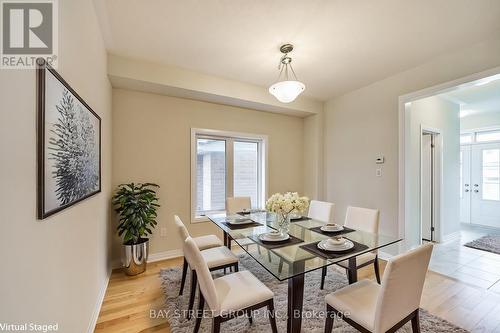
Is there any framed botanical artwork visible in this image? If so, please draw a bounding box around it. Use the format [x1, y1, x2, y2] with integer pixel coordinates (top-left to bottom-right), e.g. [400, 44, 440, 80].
[37, 59, 101, 219]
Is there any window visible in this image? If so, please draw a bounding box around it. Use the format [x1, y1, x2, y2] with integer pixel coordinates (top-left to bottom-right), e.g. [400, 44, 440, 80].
[191, 129, 267, 221]
[476, 130, 500, 143]
[482, 149, 500, 201]
[461, 129, 500, 145]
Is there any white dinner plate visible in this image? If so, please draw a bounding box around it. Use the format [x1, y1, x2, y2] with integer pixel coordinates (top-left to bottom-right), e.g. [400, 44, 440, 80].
[317, 239, 354, 252]
[320, 225, 344, 232]
[259, 233, 290, 242]
[226, 217, 253, 225]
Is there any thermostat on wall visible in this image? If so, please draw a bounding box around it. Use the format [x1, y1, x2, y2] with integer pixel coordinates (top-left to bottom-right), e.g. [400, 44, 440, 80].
[376, 156, 385, 164]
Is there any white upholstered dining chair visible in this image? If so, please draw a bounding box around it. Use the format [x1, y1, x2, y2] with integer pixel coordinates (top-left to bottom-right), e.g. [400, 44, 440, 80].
[184, 236, 278, 333]
[226, 196, 252, 214]
[307, 200, 334, 223]
[321, 206, 381, 289]
[225, 196, 256, 251]
[174, 215, 239, 318]
[324, 243, 433, 333]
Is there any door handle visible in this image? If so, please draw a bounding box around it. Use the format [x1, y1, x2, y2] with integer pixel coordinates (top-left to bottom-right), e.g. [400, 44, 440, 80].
[465, 184, 469, 187]
[474, 184, 479, 187]
[474, 189, 479, 193]
[465, 189, 470, 192]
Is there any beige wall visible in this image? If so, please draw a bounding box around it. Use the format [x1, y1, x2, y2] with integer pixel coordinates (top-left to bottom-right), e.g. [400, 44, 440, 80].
[407, 96, 460, 245]
[112, 89, 304, 257]
[303, 112, 325, 200]
[324, 37, 500, 239]
[0, 1, 112, 332]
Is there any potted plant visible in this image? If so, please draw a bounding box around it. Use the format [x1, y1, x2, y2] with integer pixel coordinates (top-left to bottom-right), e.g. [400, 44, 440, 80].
[112, 183, 160, 275]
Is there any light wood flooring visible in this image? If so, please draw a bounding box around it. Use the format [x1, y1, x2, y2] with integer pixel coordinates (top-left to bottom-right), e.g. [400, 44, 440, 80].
[95, 253, 500, 333]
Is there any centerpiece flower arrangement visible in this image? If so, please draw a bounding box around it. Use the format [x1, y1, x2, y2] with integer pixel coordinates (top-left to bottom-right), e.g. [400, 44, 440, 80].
[265, 192, 309, 235]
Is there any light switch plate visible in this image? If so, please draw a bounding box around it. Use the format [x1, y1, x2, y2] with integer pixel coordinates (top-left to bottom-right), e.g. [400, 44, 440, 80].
[376, 168, 382, 177]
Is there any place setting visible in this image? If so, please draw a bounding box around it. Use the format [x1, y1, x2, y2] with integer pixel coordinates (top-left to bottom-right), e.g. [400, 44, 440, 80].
[248, 230, 304, 249]
[300, 235, 369, 259]
[289, 212, 312, 222]
[309, 222, 355, 236]
[236, 208, 266, 215]
[222, 215, 263, 229]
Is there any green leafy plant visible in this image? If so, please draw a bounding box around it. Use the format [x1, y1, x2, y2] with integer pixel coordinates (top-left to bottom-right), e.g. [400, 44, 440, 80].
[112, 183, 160, 245]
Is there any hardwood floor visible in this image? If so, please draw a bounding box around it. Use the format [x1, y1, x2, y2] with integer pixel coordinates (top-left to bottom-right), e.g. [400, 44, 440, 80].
[95, 254, 500, 333]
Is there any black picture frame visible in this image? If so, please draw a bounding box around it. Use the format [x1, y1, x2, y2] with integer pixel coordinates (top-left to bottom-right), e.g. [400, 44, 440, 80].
[37, 59, 101, 219]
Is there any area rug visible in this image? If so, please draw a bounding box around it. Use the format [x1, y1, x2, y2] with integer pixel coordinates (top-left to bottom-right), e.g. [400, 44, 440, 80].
[159, 254, 468, 333]
[464, 235, 500, 255]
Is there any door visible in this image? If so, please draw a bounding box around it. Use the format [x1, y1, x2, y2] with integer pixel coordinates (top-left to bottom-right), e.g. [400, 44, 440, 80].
[421, 134, 434, 241]
[470, 143, 500, 227]
[460, 146, 471, 223]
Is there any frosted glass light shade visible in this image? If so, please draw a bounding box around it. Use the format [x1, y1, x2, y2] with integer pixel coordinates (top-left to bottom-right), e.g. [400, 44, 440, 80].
[268, 80, 305, 103]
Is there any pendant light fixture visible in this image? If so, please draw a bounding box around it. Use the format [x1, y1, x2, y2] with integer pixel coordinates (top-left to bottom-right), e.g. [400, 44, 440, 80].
[268, 44, 305, 103]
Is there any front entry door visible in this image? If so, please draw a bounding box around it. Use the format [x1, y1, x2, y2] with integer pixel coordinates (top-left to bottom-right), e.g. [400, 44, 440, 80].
[470, 143, 500, 228]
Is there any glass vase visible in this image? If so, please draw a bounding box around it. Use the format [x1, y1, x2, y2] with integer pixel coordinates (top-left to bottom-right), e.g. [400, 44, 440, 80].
[277, 213, 291, 236]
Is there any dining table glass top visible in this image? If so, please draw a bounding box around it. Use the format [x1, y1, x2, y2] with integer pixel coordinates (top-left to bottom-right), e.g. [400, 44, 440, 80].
[207, 211, 402, 281]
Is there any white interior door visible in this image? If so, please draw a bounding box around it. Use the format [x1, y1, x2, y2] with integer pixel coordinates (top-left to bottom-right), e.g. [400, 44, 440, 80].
[470, 143, 500, 227]
[460, 146, 471, 223]
[421, 134, 433, 241]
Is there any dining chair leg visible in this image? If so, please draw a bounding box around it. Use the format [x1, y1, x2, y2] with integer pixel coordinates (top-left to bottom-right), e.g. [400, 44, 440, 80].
[234, 263, 239, 272]
[278, 258, 283, 274]
[193, 291, 205, 333]
[268, 300, 278, 333]
[246, 309, 253, 324]
[373, 257, 381, 284]
[179, 258, 188, 296]
[411, 309, 421, 333]
[212, 317, 221, 333]
[324, 304, 334, 333]
[320, 267, 327, 290]
[187, 270, 197, 319]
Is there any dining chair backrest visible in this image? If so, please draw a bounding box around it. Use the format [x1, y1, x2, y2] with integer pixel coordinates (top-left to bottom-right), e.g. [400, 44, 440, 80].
[307, 200, 334, 223]
[226, 197, 251, 214]
[174, 215, 190, 241]
[373, 243, 433, 332]
[344, 206, 380, 233]
[183, 236, 220, 312]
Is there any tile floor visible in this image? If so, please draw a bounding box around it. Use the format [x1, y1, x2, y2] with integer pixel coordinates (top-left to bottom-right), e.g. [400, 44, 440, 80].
[429, 223, 500, 293]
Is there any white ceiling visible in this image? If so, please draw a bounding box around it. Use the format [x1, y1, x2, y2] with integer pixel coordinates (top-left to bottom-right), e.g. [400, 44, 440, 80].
[95, 0, 500, 101]
[440, 75, 500, 117]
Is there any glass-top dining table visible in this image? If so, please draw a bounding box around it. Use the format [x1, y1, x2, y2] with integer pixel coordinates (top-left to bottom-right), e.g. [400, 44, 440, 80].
[207, 211, 402, 333]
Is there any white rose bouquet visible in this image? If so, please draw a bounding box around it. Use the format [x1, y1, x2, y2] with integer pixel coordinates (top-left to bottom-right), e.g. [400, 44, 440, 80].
[265, 192, 309, 233]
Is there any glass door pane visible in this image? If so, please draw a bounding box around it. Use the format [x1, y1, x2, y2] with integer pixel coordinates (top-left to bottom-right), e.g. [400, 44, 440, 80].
[233, 141, 259, 207]
[482, 149, 500, 201]
[196, 138, 226, 215]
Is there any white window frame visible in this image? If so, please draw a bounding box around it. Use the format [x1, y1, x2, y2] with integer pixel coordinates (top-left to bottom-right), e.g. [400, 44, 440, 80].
[190, 128, 268, 223]
[460, 126, 500, 146]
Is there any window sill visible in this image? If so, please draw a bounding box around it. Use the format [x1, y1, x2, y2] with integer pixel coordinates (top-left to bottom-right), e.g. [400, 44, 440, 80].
[191, 216, 210, 224]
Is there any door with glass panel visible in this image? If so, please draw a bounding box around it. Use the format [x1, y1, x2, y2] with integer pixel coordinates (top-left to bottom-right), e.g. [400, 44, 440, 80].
[460, 146, 471, 223]
[470, 143, 500, 227]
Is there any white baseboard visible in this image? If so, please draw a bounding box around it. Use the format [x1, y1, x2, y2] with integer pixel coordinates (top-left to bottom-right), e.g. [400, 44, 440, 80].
[87, 266, 112, 333]
[440, 231, 461, 244]
[147, 249, 183, 263]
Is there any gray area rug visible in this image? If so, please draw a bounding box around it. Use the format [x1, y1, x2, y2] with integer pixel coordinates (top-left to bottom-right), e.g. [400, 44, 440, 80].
[160, 254, 468, 332]
[464, 235, 500, 255]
